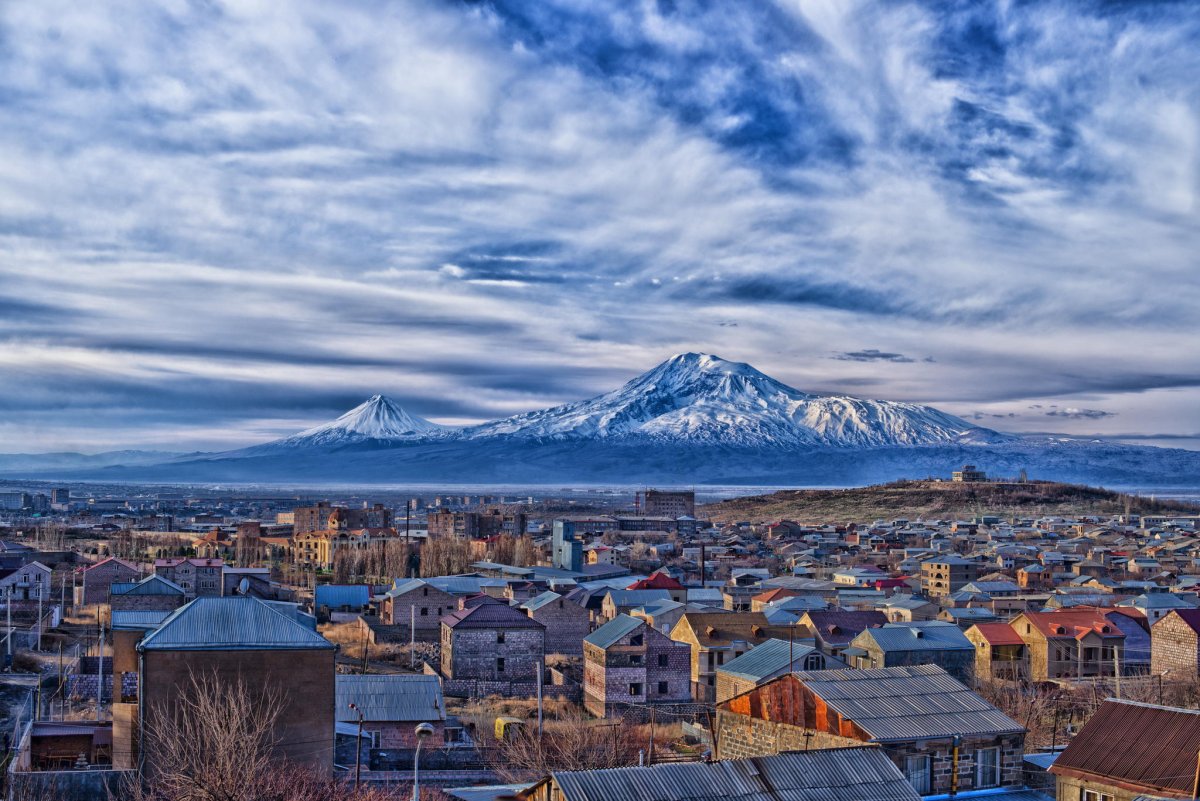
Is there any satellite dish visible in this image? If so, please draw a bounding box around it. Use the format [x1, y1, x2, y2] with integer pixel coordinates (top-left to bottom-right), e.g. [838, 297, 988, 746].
[238, 577, 250, 595]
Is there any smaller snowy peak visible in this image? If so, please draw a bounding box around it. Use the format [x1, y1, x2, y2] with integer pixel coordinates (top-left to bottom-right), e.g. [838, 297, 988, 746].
[289, 395, 447, 444]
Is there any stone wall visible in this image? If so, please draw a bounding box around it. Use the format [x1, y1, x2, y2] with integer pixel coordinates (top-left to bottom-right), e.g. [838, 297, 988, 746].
[443, 627, 544, 685]
[529, 599, 591, 656]
[8, 768, 133, 801]
[1151, 613, 1200, 677]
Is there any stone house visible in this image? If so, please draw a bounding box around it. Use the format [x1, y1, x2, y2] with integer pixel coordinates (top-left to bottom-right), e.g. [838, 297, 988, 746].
[381, 578, 459, 639]
[582, 614, 691, 718]
[798, 609, 887, 659]
[76, 557, 140, 607]
[154, 558, 224, 599]
[108, 574, 187, 612]
[714, 665, 1026, 796]
[0, 561, 52, 601]
[715, 637, 843, 703]
[1008, 610, 1126, 681]
[335, 674, 449, 750]
[440, 598, 546, 697]
[1051, 698, 1200, 801]
[601, 589, 673, 622]
[670, 611, 802, 701]
[966, 622, 1029, 681]
[521, 591, 591, 656]
[921, 556, 980, 597]
[521, 747, 922, 801]
[114, 597, 336, 774]
[845, 621, 975, 684]
[1151, 608, 1200, 677]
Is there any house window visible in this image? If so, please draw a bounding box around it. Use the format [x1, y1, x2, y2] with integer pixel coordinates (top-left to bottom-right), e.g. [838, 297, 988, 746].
[629, 683, 643, 696]
[420, 607, 428, 616]
[904, 755, 931, 794]
[630, 654, 643, 666]
[658, 681, 668, 695]
[497, 632, 506, 644]
[976, 747, 1000, 788]
[630, 634, 643, 646]
[803, 654, 823, 670]
[658, 654, 669, 667]
[496, 658, 506, 672]
[1081, 791, 1113, 801]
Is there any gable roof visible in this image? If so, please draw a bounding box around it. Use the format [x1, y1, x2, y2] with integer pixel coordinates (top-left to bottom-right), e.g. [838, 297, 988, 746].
[442, 601, 545, 630]
[788, 665, 1024, 742]
[335, 674, 445, 723]
[1018, 610, 1128, 640]
[717, 638, 819, 682]
[538, 746, 920, 801]
[584, 614, 647, 649]
[138, 597, 335, 651]
[1052, 699, 1200, 797]
[83, 556, 139, 574]
[111, 574, 185, 597]
[801, 610, 887, 646]
[627, 573, 684, 591]
[522, 591, 566, 612]
[970, 622, 1024, 646]
[674, 612, 797, 647]
[1158, 608, 1200, 633]
[855, 622, 974, 653]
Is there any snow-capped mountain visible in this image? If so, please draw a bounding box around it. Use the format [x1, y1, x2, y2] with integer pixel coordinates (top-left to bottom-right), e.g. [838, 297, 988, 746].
[465, 353, 1004, 447]
[260, 395, 448, 450]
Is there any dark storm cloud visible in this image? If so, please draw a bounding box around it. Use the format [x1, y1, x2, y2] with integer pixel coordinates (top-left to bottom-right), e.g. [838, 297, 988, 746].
[833, 350, 916, 363]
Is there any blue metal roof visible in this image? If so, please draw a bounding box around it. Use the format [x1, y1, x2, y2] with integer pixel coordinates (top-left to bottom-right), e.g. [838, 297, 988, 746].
[111, 609, 173, 631]
[315, 584, 371, 609]
[584, 614, 646, 649]
[335, 674, 445, 723]
[855, 622, 974, 653]
[139, 597, 335, 651]
[718, 638, 820, 682]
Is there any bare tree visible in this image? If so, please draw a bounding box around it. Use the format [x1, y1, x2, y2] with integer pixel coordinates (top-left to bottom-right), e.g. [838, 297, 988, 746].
[485, 706, 647, 782]
[125, 670, 391, 801]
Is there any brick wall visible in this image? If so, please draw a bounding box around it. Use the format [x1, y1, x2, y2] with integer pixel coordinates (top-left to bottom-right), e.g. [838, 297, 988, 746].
[442, 626, 544, 687]
[529, 600, 591, 656]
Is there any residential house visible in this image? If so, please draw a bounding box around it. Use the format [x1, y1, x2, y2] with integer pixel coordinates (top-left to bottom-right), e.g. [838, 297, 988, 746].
[715, 637, 842, 702]
[440, 598, 546, 697]
[1117, 593, 1198, 625]
[335, 674, 452, 761]
[1051, 698, 1200, 801]
[1009, 611, 1126, 681]
[845, 621, 975, 684]
[381, 578, 459, 638]
[108, 574, 186, 613]
[966, 622, 1029, 681]
[602, 589, 673, 621]
[799, 609, 887, 660]
[0, 561, 51, 601]
[714, 665, 1027, 796]
[113, 597, 336, 774]
[626, 572, 687, 603]
[520, 747, 922, 801]
[522, 591, 591, 656]
[922, 556, 980, 597]
[582, 614, 691, 718]
[670, 611, 802, 701]
[76, 557, 140, 607]
[153, 558, 223, 599]
[1151, 608, 1200, 677]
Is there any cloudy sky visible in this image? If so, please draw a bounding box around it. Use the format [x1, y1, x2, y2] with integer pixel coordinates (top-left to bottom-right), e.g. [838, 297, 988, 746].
[1, 0, 1198, 453]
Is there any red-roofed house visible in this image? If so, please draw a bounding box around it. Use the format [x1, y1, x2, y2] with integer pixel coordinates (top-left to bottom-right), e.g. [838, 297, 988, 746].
[1151, 608, 1200, 677]
[751, 587, 802, 611]
[1009, 611, 1126, 681]
[628, 573, 686, 603]
[965, 622, 1028, 681]
[75, 557, 140, 607]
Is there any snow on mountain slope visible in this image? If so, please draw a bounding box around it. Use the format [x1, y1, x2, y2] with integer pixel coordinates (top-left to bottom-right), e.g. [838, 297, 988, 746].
[464, 353, 1001, 447]
[271, 395, 448, 448]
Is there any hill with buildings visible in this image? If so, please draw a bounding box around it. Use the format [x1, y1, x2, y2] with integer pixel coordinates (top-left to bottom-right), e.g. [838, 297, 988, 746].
[701, 479, 1200, 523]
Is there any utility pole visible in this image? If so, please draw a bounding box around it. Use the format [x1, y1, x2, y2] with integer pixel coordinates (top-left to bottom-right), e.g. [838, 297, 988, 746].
[349, 702, 364, 791]
[58, 642, 64, 721]
[96, 618, 104, 723]
[410, 605, 416, 670]
[5, 586, 11, 671]
[36, 583, 43, 651]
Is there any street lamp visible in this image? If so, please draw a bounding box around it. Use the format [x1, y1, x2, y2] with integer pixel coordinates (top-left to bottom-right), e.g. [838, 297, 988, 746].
[412, 722, 435, 801]
[348, 702, 365, 790]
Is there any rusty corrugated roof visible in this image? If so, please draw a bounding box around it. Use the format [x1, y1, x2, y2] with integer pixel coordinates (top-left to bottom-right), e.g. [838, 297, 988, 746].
[1052, 699, 1200, 797]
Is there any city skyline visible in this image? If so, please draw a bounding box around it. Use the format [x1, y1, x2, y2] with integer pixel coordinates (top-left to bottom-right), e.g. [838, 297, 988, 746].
[1, 1, 1198, 452]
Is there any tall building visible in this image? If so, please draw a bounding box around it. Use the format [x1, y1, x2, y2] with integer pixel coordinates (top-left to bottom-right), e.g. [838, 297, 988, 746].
[643, 489, 695, 517]
[293, 502, 392, 535]
[552, 521, 583, 572]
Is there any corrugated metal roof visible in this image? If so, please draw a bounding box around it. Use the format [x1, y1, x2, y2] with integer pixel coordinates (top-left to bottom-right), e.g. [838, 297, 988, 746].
[585, 614, 646, 649]
[446, 784, 535, 801]
[605, 589, 673, 607]
[1052, 699, 1200, 796]
[315, 584, 371, 608]
[791, 665, 1024, 742]
[718, 638, 819, 682]
[442, 601, 544, 630]
[335, 674, 445, 723]
[112, 574, 186, 596]
[521, 591, 563, 612]
[544, 746, 920, 801]
[111, 610, 173, 631]
[856, 623, 974, 654]
[138, 597, 335, 651]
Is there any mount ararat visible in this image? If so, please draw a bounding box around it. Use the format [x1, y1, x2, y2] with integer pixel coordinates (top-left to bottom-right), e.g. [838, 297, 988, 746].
[5, 353, 1200, 485]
